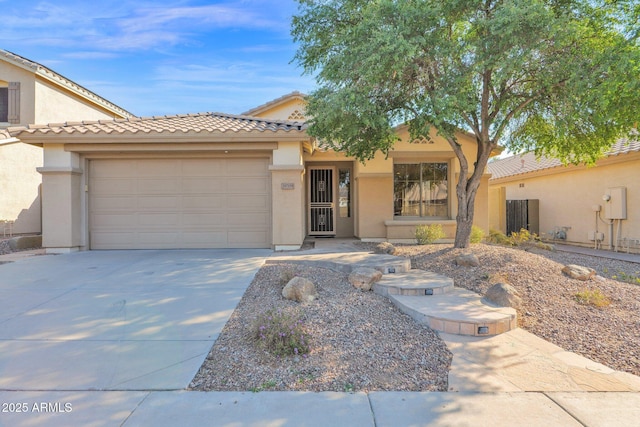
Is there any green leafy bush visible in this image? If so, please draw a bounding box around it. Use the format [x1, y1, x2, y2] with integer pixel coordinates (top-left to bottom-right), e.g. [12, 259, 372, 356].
[470, 226, 485, 244]
[415, 224, 445, 245]
[252, 309, 310, 357]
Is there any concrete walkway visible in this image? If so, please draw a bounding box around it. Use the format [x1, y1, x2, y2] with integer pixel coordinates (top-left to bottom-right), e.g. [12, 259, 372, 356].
[0, 244, 639, 426]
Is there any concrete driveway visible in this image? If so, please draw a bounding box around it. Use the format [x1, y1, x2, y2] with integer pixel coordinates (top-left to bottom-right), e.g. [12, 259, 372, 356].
[0, 249, 270, 391]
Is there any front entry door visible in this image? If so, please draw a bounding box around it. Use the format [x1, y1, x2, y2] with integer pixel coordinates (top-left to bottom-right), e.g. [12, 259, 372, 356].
[308, 167, 336, 235]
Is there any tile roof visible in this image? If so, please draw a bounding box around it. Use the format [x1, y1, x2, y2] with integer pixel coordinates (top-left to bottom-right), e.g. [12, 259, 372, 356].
[488, 139, 640, 180]
[8, 112, 308, 138]
[0, 49, 134, 118]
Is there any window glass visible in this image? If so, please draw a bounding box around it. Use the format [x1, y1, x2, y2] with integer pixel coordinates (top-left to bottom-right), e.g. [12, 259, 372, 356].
[0, 87, 8, 122]
[338, 168, 351, 218]
[394, 162, 448, 217]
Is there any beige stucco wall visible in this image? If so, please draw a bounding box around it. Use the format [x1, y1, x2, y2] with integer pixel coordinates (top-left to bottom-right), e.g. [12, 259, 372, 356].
[34, 78, 120, 124]
[251, 97, 307, 121]
[0, 141, 41, 234]
[489, 153, 640, 251]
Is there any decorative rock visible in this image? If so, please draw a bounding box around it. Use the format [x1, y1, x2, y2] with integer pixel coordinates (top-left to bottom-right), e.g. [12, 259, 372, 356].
[562, 264, 596, 281]
[375, 242, 396, 255]
[349, 267, 383, 291]
[454, 253, 480, 267]
[485, 283, 522, 308]
[282, 277, 318, 303]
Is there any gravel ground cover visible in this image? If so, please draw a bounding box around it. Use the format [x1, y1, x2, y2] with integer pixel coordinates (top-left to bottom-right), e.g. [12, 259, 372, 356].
[390, 243, 640, 377]
[190, 263, 452, 392]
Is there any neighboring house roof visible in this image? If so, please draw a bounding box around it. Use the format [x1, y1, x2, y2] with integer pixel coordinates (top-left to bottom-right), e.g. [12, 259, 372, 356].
[488, 139, 640, 180]
[0, 49, 134, 119]
[8, 112, 308, 139]
[242, 91, 307, 117]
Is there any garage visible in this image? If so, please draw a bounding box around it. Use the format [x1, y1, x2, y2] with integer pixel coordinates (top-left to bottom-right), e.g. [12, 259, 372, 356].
[89, 157, 271, 249]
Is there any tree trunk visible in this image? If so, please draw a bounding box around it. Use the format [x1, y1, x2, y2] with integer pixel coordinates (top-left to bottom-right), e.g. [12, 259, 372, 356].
[454, 185, 478, 248]
[449, 137, 494, 248]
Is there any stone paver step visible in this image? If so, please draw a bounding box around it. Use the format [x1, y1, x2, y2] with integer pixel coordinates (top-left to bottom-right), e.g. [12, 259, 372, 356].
[373, 270, 454, 296]
[389, 288, 517, 337]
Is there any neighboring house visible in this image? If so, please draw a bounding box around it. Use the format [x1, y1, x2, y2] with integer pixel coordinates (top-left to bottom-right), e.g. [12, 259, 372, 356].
[0, 49, 134, 235]
[488, 140, 640, 253]
[9, 92, 494, 253]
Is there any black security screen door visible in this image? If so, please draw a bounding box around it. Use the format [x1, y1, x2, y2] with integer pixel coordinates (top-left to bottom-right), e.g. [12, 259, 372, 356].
[309, 168, 335, 235]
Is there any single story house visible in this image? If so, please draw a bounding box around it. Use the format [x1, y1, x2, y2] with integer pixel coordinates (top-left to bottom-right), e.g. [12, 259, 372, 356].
[9, 92, 493, 253]
[0, 49, 133, 235]
[488, 140, 640, 253]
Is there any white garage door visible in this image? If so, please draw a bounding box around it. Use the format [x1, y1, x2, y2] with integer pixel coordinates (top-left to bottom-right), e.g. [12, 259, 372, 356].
[89, 158, 271, 249]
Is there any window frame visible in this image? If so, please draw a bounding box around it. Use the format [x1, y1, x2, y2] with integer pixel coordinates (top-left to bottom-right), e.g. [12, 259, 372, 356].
[393, 160, 451, 219]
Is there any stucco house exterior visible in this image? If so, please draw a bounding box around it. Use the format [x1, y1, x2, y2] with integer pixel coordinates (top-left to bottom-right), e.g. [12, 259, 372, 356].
[488, 140, 640, 253]
[8, 91, 493, 253]
[0, 49, 133, 235]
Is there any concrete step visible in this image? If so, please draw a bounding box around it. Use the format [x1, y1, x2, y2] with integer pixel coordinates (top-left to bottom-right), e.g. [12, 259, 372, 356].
[373, 270, 454, 297]
[267, 252, 412, 274]
[388, 288, 517, 337]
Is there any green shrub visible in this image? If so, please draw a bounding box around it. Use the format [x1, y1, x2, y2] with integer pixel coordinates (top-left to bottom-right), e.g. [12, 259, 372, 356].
[575, 288, 611, 308]
[415, 224, 445, 245]
[470, 226, 485, 244]
[252, 309, 310, 357]
[487, 229, 513, 245]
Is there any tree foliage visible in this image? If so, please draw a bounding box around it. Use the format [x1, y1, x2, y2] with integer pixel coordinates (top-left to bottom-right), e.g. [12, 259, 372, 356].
[292, 0, 640, 247]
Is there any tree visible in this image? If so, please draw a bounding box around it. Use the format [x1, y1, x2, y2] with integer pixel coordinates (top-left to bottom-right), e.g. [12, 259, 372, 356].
[292, 0, 640, 247]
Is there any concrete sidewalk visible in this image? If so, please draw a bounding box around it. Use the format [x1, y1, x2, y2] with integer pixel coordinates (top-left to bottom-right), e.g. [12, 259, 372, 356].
[0, 390, 639, 426]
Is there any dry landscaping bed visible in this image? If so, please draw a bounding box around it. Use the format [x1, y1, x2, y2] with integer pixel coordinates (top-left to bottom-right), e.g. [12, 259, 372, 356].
[191, 242, 640, 392]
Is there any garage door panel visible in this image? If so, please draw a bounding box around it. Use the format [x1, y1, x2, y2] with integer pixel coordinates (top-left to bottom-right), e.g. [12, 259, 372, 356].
[228, 213, 270, 226]
[138, 196, 180, 209]
[182, 196, 226, 209]
[91, 178, 136, 194]
[90, 158, 271, 249]
[228, 177, 269, 193]
[91, 196, 136, 211]
[92, 213, 137, 227]
[138, 178, 180, 193]
[182, 159, 227, 176]
[143, 213, 181, 226]
[183, 213, 227, 226]
[181, 178, 226, 193]
[92, 160, 137, 177]
[137, 160, 179, 176]
[228, 195, 269, 210]
[227, 159, 268, 176]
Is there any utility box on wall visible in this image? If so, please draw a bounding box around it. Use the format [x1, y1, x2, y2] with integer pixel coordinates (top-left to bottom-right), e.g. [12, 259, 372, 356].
[604, 187, 627, 220]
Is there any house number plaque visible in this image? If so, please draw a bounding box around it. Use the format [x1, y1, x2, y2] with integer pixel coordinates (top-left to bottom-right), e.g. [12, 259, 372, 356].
[281, 182, 295, 190]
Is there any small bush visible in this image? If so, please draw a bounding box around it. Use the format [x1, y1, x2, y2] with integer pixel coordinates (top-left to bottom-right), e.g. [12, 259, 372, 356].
[470, 226, 485, 244]
[415, 224, 445, 245]
[487, 229, 512, 245]
[510, 228, 537, 245]
[575, 289, 611, 308]
[251, 308, 310, 357]
[613, 271, 640, 286]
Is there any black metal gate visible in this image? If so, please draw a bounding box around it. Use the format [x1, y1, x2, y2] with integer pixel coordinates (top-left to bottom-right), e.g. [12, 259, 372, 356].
[308, 168, 335, 235]
[506, 199, 539, 235]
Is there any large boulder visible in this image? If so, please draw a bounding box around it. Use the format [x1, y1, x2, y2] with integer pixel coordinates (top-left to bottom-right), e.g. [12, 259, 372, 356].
[349, 267, 383, 291]
[485, 283, 522, 308]
[562, 264, 596, 281]
[454, 253, 480, 267]
[282, 277, 318, 303]
[374, 242, 397, 255]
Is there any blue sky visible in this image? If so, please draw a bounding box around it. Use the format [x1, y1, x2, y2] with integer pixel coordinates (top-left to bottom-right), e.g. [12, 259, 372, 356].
[2, 0, 315, 117]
